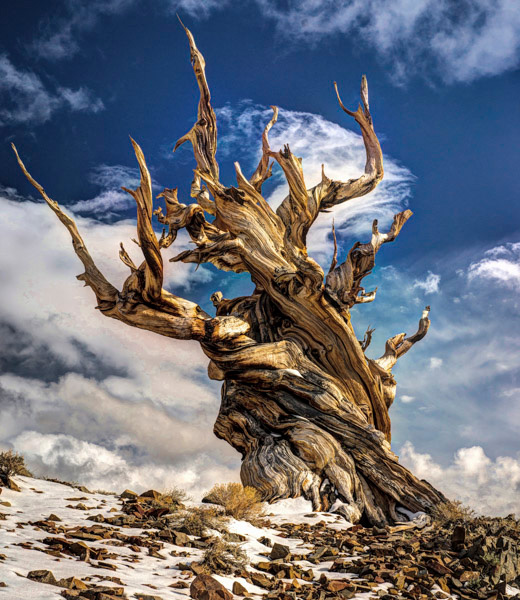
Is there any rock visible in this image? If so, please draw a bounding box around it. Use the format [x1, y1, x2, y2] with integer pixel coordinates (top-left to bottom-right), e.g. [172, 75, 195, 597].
[120, 490, 138, 499]
[232, 581, 250, 596]
[190, 574, 233, 599]
[139, 490, 161, 501]
[27, 570, 59, 586]
[48, 513, 62, 521]
[172, 531, 191, 546]
[134, 594, 164, 600]
[57, 577, 89, 590]
[452, 525, 466, 549]
[169, 581, 189, 588]
[269, 542, 291, 560]
[327, 580, 351, 592]
[7, 478, 21, 492]
[69, 541, 91, 561]
[258, 536, 272, 547]
[249, 572, 273, 590]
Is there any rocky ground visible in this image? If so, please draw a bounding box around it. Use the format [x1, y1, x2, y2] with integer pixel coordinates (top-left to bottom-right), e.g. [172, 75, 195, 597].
[0, 476, 519, 600]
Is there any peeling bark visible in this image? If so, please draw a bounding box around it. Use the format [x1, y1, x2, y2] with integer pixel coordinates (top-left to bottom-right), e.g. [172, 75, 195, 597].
[13, 24, 445, 525]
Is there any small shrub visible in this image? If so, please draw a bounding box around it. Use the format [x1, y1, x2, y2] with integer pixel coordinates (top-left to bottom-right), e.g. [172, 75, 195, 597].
[174, 507, 229, 537]
[203, 483, 264, 522]
[0, 450, 32, 481]
[433, 500, 476, 524]
[200, 537, 248, 575]
[160, 486, 190, 505]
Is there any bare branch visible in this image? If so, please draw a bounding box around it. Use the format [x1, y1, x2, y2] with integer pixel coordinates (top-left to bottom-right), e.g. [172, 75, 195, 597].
[12, 143, 250, 346]
[376, 305, 431, 371]
[274, 76, 384, 253]
[250, 106, 278, 192]
[173, 19, 220, 185]
[11, 143, 117, 309]
[122, 138, 163, 303]
[323, 76, 384, 208]
[326, 210, 413, 308]
[360, 326, 375, 352]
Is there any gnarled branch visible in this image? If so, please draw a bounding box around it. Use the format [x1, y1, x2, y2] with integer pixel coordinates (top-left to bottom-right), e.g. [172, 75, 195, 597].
[326, 210, 413, 308]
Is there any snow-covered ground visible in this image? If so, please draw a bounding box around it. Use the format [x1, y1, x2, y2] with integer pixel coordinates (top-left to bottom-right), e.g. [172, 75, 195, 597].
[0, 476, 388, 599]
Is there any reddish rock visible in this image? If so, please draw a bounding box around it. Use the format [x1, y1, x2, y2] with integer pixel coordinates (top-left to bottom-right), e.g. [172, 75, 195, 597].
[190, 574, 233, 599]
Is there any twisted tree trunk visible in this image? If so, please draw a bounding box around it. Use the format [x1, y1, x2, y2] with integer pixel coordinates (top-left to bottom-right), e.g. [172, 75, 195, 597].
[13, 22, 445, 526]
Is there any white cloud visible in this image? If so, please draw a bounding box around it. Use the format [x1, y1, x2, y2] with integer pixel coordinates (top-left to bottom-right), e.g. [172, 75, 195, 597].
[400, 441, 520, 516]
[468, 242, 520, 290]
[412, 271, 440, 294]
[429, 357, 443, 369]
[70, 164, 161, 219]
[0, 193, 227, 494]
[13, 430, 236, 497]
[217, 102, 414, 267]
[400, 395, 415, 403]
[255, 0, 520, 83]
[0, 55, 104, 126]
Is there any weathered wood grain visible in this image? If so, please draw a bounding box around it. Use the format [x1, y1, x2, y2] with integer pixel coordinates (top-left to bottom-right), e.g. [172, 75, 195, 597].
[12, 24, 445, 525]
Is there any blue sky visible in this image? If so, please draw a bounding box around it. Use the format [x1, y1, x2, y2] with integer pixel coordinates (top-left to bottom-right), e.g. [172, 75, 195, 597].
[1, 0, 519, 514]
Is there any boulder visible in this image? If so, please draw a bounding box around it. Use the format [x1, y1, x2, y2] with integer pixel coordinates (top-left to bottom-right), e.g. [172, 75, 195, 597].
[190, 574, 233, 599]
[120, 490, 138, 499]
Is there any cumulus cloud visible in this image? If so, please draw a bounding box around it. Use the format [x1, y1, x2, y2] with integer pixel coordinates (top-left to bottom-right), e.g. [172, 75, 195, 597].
[0, 55, 103, 126]
[217, 101, 414, 266]
[400, 441, 520, 516]
[0, 192, 226, 495]
[468, 242, 520, 290]
[255, 0, 520, 84]
[412, 271, 440, 294]
[429, 357, 443, 369]
[13, 430, 237, 496]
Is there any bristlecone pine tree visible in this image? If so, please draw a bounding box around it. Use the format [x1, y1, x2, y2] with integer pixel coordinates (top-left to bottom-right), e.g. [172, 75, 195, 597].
[13, 23, 445, 526]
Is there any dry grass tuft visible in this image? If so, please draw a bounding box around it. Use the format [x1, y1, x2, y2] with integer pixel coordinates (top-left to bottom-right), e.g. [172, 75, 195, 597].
[0, 450, 32, 481]
[160, 486, 190, 505]
[203, 482, 264, 522]
[174, 506, 229, 537]
[200, 537, 248, 575]
[433, 500, 476, 524]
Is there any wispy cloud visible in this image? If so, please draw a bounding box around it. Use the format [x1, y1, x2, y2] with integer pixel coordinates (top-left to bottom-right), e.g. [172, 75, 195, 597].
[216, 101, 414, 267]
[70, 164, 158, 220]
[33, 0, 231, 61]
[0, 55, 103, 126]
[255, 0, 520, 84]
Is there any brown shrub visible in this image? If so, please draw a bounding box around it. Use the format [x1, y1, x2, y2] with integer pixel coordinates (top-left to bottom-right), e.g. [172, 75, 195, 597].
[0, 450, 32, 481]
[174, 506, 229, 537]
[200, 537, 248, 575]
[160, 486, 190, 505]
[203, 483, 264, 522]
[433, 500, 476, 524]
